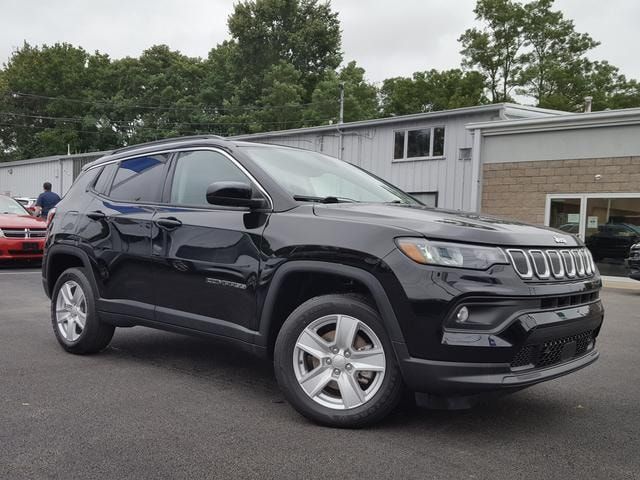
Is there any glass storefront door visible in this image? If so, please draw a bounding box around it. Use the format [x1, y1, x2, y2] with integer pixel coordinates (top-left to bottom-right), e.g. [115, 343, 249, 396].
[548, 198, 581, 234]
[547, 195, 640, 277]
[584, 197, 640, 277]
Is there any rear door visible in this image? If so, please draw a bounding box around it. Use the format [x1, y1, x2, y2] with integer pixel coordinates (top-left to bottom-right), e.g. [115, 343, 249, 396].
[78, 154, 170, 320]
[151, 148, 270, 335]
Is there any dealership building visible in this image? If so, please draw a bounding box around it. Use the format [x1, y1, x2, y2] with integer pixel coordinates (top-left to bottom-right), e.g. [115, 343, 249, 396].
[1, 103, 640, 277]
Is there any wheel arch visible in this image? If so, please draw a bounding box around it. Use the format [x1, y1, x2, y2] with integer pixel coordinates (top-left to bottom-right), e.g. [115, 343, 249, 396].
[44, 245, 101, 299]
[257, 261, 405, 353]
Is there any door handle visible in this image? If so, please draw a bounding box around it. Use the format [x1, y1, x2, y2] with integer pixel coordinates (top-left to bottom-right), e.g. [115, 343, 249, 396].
[86, 210, 106, 220]
[155, 217, 182, 230]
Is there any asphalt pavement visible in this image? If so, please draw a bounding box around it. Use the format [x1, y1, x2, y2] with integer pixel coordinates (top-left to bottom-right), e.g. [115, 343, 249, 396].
[1, 267, 639, 480]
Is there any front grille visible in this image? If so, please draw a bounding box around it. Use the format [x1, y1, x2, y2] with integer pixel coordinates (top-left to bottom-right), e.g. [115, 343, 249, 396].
[540, 291, 599, 309]
[506, 247, 595, 281]
[510, 330, 595, 369]
[2, 228, 47, 238]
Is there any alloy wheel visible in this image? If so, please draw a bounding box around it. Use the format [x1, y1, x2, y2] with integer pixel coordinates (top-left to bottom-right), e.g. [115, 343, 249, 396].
[293, 314, 386, 410]
[55, 280, 87, 342]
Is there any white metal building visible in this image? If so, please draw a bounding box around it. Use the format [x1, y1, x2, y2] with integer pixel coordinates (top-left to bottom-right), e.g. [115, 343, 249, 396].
[0, 151, 106, 198]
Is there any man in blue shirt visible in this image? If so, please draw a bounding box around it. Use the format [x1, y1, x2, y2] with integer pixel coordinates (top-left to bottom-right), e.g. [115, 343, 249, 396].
[35, 182, 61, 218]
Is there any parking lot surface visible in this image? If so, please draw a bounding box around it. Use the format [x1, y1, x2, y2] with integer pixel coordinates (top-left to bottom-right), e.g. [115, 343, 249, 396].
[1, 267, 639, 480]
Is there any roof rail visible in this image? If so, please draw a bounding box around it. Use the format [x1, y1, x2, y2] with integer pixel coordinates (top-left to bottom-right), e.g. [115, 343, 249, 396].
[112, 135, 227, 154]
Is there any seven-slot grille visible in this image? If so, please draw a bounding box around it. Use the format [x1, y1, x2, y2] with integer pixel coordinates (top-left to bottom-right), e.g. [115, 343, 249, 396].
[506, 247, 595, 281]
[2, 228, 47, 239]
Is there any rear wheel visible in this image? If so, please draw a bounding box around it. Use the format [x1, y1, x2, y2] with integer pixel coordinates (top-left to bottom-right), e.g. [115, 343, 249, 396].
[51, 268, 114, 354]
[274, 294, 403, 427]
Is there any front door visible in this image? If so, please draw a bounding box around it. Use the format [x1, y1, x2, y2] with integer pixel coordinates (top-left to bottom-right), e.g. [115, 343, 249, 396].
[151, 149, 269, 335]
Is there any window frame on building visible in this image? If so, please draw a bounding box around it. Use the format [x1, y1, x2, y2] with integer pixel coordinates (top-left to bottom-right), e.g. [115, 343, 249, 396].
[392, 126, 446, 162]
[408, 191, 438, 208]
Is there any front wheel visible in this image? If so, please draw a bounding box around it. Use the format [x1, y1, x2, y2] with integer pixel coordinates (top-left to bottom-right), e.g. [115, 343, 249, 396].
[51, 267, 115, 354]
[274, 294, 404, 428]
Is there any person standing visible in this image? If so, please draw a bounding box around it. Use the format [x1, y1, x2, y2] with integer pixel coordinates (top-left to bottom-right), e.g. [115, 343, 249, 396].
[35, 182, 61, 218]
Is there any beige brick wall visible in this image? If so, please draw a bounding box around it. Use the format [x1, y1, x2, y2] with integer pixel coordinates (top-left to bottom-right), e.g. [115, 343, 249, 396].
[481, 156, 640, 225]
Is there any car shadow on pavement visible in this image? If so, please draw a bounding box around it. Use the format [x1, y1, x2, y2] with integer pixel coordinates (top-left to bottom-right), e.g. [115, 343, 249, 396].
[99, 326, 575, 433]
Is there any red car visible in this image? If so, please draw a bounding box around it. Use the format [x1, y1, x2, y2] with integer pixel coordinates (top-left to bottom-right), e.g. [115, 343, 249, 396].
[0, 195, 47, 261]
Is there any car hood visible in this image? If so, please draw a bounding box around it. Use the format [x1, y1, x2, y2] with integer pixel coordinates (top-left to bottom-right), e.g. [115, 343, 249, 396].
[313, 203, 581, 247]
[0, 213, 46, 229]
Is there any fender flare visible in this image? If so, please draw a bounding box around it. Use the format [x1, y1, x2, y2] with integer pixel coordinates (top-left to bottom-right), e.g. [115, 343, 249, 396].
[256, 260, 406, 346]
[44, 244, 101, 299]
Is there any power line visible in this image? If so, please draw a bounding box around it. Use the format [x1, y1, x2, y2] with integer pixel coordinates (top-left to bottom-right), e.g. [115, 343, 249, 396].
[0, 110, 335, 128]
[6, 91, 339, 112]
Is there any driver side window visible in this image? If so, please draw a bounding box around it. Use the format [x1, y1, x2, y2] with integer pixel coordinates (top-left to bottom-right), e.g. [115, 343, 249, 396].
[170, 150, 250, 206]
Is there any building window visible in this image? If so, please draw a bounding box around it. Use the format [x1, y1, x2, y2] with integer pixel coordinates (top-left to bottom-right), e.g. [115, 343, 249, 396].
[393, 127, 445, 160]
[409, 191, 438, 207]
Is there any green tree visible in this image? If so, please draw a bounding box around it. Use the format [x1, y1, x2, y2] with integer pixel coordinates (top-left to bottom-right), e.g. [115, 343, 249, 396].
[459, 0, 526, 102]
[0, 42, 115, 159]
[381, 69, 487, 116]
[303, 61, 378, 125]
[516, 0, 599, 106]
[227, 0, 342, 102]
[253, 61, 306, 131]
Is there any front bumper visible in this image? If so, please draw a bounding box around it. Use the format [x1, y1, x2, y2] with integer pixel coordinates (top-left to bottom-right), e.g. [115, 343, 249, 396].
[0, 237, 45, 260]
[396, 300, 604, 395]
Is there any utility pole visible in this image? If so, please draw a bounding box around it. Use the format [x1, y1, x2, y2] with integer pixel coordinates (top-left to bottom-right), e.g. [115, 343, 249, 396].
[338, 82, 345, 124]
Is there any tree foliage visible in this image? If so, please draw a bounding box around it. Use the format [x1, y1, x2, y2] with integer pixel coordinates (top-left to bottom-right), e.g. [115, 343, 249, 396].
[1, 0, 639, 161]
[381, 69, 487, 116]
[460, 0, 640, 111]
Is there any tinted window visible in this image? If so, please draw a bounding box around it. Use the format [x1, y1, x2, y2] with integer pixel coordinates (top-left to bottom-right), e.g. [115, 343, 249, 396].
[109, 155, 168, 203]
[93, 164, 117, 194]
[170, 150, 249, 206]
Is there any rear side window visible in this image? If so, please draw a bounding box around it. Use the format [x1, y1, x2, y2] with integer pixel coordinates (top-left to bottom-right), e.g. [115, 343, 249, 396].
[93, 163, 117, 194]
[109, 154, 169, 203]
[170, 150, 250, 206]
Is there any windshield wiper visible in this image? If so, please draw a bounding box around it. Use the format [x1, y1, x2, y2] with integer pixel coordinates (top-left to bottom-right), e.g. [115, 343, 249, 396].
[293, 195, 358, 204]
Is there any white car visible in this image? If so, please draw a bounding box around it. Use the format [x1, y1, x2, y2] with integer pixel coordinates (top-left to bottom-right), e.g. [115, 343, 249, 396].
[13, 197, 38, 215]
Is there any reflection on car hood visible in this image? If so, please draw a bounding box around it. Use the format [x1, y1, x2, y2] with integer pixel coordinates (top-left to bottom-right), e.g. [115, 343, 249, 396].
[0, 213, 46, 229]
[313, 203, 581, 247]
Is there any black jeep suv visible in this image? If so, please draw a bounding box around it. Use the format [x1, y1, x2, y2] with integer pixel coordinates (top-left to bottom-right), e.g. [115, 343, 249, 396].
[42, 135, 604, 427]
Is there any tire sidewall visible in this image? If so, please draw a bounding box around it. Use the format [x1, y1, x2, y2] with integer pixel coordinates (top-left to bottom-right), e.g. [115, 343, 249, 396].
[51, 267, 100, 351]
[274, 295, 403, 427]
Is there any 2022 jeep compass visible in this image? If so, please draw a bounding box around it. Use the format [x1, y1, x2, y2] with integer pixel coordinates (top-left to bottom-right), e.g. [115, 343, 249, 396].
[42, 135, 604, 427]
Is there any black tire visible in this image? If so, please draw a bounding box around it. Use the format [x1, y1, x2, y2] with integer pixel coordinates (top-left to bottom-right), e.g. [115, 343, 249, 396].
[274, 294, 404, 428]
[51, 267, 114, 354]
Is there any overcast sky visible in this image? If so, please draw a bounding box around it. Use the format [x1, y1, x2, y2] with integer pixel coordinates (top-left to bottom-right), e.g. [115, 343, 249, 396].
[1, 0, 639, 89]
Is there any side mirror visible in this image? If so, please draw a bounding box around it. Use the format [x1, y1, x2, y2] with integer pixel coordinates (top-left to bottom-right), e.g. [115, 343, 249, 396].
[206, 181, 267, 209]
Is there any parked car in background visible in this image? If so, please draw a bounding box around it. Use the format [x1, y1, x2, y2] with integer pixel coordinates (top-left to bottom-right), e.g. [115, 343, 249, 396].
[585, 223, 640, 261]
[13, 197, 38, 215]
[628, 243, 640, 280]
[0, 195, 47, 262]
[42, 136, 604, 427]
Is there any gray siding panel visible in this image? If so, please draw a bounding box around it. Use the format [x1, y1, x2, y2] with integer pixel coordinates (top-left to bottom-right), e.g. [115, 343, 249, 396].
[483, 124, 640, 163]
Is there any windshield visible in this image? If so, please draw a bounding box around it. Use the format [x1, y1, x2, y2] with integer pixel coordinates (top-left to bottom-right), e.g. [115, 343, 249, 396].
[241, 146, 419, 205]
[0, 196, 28, 215]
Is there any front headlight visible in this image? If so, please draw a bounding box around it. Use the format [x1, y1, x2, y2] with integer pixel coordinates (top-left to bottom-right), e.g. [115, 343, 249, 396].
[395, 238, 508, 270]
[0, 228, 4, 238]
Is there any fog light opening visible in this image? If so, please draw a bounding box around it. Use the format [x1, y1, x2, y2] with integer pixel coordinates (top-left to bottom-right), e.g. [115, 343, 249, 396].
[456, 306, 469, 323]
